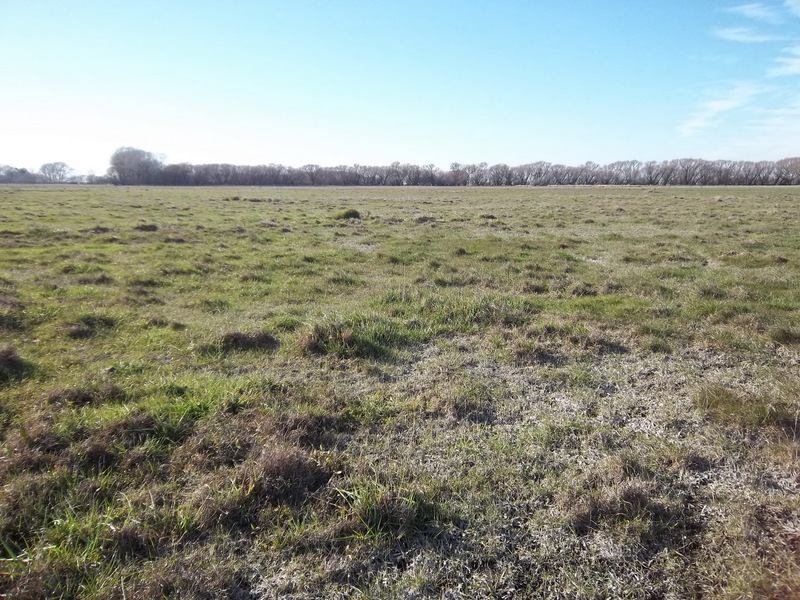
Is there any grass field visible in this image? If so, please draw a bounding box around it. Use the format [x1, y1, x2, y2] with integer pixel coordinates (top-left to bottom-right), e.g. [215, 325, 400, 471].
[1, 184, 798, 599]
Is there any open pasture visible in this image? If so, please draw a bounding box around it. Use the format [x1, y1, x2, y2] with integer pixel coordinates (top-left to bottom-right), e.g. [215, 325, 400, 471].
[0, 185, 798, 598]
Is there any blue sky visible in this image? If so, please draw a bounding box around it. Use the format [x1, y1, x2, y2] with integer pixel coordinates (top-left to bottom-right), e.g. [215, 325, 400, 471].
[2, 1, 799, 175]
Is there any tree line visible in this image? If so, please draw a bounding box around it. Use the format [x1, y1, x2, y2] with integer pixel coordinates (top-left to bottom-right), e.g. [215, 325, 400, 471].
[3, 148, 800, 186]
[0, 162, 75, 184]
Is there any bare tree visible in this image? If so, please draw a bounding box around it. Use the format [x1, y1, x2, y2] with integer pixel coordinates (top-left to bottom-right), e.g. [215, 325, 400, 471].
[711, 160, 734, 185]
[550, 164, 569, 185]
[421, 164, 440, 185]
[525, 161, 552, 186]
[464, 163, 488, 186]
[576, 161, 600, 185]
[40, 162, 71, 183]
[107, 147, 163, 185]
[301, 164, 321, 185]
[448, 163, 469, 186]
[775, 157, 800, 185]
[488, 163, 512, 186]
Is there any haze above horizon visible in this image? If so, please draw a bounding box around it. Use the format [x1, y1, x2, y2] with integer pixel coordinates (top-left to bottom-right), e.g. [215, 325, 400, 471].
[2, 0, 799, 176]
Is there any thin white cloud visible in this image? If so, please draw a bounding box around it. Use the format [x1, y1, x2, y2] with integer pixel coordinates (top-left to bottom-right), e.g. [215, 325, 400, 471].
[736, 94, 800, 158]
[713, 27, 780, 42]
[769, 44, 800, 75]
[679, 82, 767, 136]
[728, 3, 781, 23]
[785, 0, 800, 17]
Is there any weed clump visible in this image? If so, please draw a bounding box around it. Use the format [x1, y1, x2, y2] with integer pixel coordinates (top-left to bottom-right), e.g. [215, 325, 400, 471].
[124, 546, 248, 600]
[298, 321, 359, 356]
[446, 382, 497, 421]
[146, 317, 186, 330]
[512, 340, 564, 366]
[1, 414, 69, 476]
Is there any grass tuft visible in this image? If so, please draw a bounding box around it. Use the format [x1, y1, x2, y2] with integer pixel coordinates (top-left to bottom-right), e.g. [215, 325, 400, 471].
[334, 208, 361, 220]
[297, 315, 418, 359]
[567, 479, 672, 542]
[204, 330, 280, 354]
[769, 325, 800, 346]
[46, 382, 127, 407]
[0, 295, 25, 330]
[67, 314, 116, 339]
[186, 442, 331, 530]
[696, 383, 800, 433]
[334, 480, 441, 541]
[0, 345, 35, 384]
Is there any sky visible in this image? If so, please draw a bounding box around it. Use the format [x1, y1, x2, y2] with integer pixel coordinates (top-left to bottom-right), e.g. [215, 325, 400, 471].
[2, 0, 799, 176]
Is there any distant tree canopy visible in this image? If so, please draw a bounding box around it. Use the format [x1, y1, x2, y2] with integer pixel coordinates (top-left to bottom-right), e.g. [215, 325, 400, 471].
[99, 149, 800, 187]
[3, 151, 800, 186]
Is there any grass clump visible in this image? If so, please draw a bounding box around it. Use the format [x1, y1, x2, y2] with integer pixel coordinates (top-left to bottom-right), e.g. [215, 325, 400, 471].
[566, 479, 672, 540]
[333, 479, 441, 541]
[334, 208, 361, 220]
[0, 295, 25, 330]
[184, 442, 331, 530]
[769, 325, 800, 346]
[298, 314, 419, 359]
[67, 314, 116, 339]
[0, 345, 35, 384]
[696, 383, 800, 433]
[46, 381, 127, 407]
[202, 330, 280, 355]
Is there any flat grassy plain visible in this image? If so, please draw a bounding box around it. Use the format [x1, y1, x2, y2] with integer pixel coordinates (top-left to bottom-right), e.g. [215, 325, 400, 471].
[0, 184, 798, 599]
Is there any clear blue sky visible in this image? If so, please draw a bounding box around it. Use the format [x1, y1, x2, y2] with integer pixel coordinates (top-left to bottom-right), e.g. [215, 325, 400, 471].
[2, 1, 799, 175]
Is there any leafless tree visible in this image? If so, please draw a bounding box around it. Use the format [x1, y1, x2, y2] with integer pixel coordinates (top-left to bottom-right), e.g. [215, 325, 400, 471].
[40, 162, 71, 183]
[775, 157, 800, 185]
[107, 147, 163, 185]
[488, 163, 512, 186]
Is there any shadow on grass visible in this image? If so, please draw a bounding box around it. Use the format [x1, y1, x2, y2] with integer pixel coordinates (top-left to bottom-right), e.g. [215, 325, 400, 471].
[0, 345, 36, 385]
